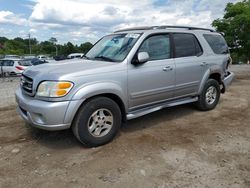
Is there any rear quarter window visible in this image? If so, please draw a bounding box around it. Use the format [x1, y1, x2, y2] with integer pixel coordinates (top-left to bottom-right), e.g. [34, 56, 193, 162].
[203, 34, 229, 54]
[2, 60, 14, 66]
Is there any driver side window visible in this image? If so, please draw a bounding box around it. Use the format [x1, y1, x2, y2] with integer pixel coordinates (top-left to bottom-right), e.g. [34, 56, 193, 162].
[139, 34, 170, 61]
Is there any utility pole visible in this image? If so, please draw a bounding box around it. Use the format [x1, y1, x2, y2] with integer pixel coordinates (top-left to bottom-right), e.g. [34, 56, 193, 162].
[28, 33, 31, 55]
[55, 45, 58, 56]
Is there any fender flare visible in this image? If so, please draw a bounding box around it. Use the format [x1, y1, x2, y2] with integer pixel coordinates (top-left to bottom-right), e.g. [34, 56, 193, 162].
[198, 67, 222, 95]
[71, 82, 127, 109]
[63, 82, 127, 125]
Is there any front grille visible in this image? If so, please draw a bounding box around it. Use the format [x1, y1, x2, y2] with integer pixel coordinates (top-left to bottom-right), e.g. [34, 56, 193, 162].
[21, 75, 33, 94]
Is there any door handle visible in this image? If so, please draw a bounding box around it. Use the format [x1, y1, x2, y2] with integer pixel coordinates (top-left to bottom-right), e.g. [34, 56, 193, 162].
[163, 66, 173, 71]
[200, 62, 207, 66]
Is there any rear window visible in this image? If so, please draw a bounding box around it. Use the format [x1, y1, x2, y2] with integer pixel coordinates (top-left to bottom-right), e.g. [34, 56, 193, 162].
[203, 34, 229, 54]
[18, 60, 32, 66]
[173, 33, 203, 58]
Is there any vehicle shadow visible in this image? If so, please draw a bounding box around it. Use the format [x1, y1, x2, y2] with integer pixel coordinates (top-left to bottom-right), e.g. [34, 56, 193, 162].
[26, 103, 198, 149]
[26, 127, 83, 149]
[122, 104, 196, 133]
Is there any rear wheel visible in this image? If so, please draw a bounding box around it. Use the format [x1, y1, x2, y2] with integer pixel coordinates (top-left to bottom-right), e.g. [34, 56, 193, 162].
[72, 97, 121, 147]
[196, 79, 220, 111]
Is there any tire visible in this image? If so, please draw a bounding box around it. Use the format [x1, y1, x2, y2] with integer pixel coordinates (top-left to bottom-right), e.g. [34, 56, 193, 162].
[196, 79, 221, 111]
[72, 97, 121, 147]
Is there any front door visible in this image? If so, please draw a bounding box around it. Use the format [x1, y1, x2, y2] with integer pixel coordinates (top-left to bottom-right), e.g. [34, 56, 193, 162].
[128, 34, 175, 109]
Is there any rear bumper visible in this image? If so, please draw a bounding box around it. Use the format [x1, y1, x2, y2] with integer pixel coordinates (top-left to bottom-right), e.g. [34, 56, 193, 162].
[222, 71, 235, 93]
[15, 87, 83, 131]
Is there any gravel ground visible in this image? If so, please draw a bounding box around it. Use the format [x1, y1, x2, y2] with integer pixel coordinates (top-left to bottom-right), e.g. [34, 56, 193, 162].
[0, 65, 249, 188]
[0, 77, 19, 108]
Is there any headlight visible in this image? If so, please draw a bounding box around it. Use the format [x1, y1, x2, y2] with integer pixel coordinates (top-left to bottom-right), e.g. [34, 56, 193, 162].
[36, 81, 74, 97]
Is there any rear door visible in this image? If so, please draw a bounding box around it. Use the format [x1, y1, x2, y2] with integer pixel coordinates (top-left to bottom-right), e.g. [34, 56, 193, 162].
[2, 60, 9, 73]
[3, 60, 15, 74]
[173, 33, 206, 98]
[0, 60, 3, 75]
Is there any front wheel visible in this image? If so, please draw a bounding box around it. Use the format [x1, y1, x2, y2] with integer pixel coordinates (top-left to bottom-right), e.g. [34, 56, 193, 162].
[196, 79, 221, 111]
[72, 97, 121, 147]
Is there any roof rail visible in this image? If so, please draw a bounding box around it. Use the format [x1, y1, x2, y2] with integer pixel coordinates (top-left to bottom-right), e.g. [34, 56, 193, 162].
[156, 25, 215, 32]
[114, 26, 156, 33]
[114, 25, 215, 33]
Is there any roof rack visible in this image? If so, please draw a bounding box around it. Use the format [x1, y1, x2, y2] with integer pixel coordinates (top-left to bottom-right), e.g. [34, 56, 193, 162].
[114, 26, 153, 33]
[115, 25, 215, 33]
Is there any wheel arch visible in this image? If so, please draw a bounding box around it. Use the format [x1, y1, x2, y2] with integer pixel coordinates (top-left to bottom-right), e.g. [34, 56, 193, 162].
[208, 73, 222, 84]
[74, 93, 126, 125]
[198, 69, 222, 95]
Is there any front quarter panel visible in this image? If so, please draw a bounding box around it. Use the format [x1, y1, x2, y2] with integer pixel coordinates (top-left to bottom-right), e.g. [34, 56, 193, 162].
[71, 82, 128, 109]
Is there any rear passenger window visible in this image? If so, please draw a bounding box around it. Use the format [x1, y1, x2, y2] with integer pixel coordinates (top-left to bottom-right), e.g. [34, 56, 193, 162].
[173, 33, 202, 58]
[2, 60, 14, 66]
[203, 34, 229, 54]
[138, 34, 171, 61]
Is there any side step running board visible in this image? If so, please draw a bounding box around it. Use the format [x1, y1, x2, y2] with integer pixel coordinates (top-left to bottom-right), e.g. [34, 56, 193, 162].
[126, 97, 198, 120]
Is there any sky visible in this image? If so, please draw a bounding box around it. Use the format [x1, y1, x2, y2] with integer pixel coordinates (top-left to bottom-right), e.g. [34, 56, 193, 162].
[0, 0, 240, 45]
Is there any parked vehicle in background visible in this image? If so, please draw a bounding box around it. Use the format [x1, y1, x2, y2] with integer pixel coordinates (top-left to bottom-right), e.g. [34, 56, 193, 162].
[4, 55, 21, 59]
[23, 55, 36, 59]
[67, 53, 84, 59]
[16, 26, 234, 147]
[54, 55, 67, 61]
[37, 55, 49, 60]
[0, 59, 32, 75]
[21, 58, 49, 66]
[31, 58, 48, 66]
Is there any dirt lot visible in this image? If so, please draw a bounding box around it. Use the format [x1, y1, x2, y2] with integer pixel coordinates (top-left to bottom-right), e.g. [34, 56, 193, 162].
[0, 65, 249, 188]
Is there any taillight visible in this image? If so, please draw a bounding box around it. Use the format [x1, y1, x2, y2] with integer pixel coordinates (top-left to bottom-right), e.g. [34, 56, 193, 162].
[16, 66, 24, 70]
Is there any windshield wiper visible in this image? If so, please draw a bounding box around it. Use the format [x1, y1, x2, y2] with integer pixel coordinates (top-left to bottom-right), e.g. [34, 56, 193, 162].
[94, 56, 116, 62]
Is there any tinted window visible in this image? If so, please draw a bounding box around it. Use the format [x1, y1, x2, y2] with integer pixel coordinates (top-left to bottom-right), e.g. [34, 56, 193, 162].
[139, 34, 171, 61]
[2, 60, 14, 66]
[18, 60, 32, 66]
[204, 34, 229, 54]
[174, 33, 202, 58]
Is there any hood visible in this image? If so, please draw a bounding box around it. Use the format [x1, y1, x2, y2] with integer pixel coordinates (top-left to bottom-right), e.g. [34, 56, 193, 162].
[23, 59, 117, 79]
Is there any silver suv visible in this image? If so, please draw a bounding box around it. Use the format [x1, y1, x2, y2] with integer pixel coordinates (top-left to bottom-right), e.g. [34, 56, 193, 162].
[16, 26, 234, 147]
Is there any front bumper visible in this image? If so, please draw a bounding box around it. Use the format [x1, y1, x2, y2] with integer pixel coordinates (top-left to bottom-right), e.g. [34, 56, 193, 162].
[15, 88, 83, 131]
[222, 71, 235, 93]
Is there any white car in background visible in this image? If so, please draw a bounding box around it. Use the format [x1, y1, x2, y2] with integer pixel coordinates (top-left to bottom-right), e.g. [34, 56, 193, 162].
[37, 55, 49, 60]
[4, 55, 21, 59]
[67, 53, 84, 59]
[0, 59, 32, 76]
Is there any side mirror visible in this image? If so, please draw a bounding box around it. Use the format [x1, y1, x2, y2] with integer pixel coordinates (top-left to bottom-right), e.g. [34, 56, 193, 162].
[137, 52, 149, 64]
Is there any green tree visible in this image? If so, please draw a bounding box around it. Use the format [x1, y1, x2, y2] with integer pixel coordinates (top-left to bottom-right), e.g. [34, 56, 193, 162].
[0, 37, 8, 44]
[49, 37, 57, 44]
[61, 42, 76, 55]
[212, 0, 250, 63]
[79, 42, 93, 54]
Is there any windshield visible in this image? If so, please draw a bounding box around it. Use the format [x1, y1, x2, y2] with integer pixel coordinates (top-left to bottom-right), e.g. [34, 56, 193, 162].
[85, 33, 141, 62]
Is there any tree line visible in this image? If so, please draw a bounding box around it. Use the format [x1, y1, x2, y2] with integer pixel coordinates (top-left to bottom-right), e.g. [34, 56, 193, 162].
[0, 36, 93, 57]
